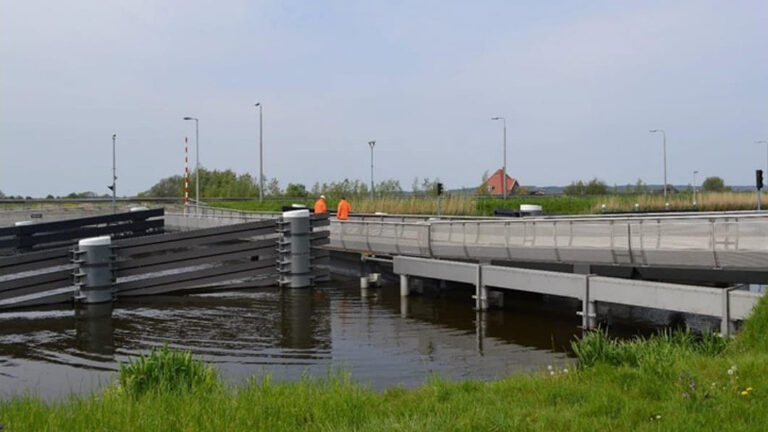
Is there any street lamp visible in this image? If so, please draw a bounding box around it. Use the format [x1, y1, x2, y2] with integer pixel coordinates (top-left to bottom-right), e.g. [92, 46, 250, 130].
[255, 103, 264, 202]
[183, 117, 200, 213]
[693, 170, 699, 208]
[110, 133, 117, 213]
[368, 141, 376, 200]
[649, 129, 668, 198]
[491, 117, 507, 199]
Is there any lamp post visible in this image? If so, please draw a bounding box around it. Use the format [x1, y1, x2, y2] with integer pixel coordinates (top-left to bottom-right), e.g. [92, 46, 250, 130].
[368, 141, 376, 200]
[111, 133, 117, 213]
[693, 170, 699, 209]
[255, 103, 264, 202]
[183, 117, 199, 213]
[649, 129, 668, 198]
[491, 117, 507, 199]
[756, 140, 768, 174]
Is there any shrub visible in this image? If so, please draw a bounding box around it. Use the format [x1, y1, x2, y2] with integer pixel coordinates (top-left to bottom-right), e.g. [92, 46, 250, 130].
[118, 345, 218, 398]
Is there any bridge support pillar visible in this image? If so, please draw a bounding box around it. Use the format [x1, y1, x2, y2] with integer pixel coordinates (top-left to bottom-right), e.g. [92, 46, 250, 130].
[400, 274, 410, 297]
[73, 236, 115, 304]
[278, 209, 312, 288]
[575, 265, 597, 330]
[721, 286, 739, 337]
[475, 263, 489, 310]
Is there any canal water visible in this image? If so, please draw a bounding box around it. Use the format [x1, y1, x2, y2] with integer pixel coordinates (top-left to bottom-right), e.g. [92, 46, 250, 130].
[1, 278, 590, 400]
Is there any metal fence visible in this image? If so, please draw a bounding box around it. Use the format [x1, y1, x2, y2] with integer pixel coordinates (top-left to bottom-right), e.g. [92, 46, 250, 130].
[330, 213, 768, 270]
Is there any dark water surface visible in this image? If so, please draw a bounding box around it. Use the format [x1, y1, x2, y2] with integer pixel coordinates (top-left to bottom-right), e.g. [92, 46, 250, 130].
[0, 279, 584, 399]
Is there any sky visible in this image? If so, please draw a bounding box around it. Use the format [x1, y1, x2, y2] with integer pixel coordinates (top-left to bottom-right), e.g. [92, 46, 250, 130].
[1, 0, 767, 197]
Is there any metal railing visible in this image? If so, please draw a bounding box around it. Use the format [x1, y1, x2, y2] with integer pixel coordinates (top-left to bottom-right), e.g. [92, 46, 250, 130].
[330, 213, 768, 270]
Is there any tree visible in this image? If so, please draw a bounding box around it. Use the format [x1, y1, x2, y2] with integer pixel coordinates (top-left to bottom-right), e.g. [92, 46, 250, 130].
[585, 178, 608, 195]
[476, 170, 492, 195]
[411, 177, 420, 194]
[702, 176, 727, 192]
[285, 183, 308, 197]
[563, 178, 607, 196]
[633, 179, 648, 195]
[375, 179, 403, 196]
[0, 189, 5, 199]
[563, 180, 585, 196]
[266, 178, 282, 197]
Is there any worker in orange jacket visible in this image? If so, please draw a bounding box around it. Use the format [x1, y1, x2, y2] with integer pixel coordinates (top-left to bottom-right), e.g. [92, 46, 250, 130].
[314, 195, 327, 214]
[337, 196, 351, 220]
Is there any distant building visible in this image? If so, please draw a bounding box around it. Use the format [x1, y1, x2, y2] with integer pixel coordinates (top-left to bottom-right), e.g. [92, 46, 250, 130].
[481, 169, 520, 195]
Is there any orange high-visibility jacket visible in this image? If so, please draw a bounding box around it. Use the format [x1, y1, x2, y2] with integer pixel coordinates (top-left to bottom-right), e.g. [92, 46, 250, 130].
[314, 198, 327, 214]
[337, 199, 351, 220]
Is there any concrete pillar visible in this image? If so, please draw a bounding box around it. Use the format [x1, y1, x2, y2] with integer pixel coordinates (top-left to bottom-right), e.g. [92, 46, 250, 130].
[721, 286, 738, 337]
[400, 296, 408, 318]
[476, 262, 489, 310]
[575, 265, 596, 329]
[73, 236, 114, 304]
[400, 274, 410, 297]
[279, 209, 311, 288]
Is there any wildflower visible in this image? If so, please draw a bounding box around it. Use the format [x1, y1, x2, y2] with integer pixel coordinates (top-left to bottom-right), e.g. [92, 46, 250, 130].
[656, 415, 661, 420]
[732, 365, 738, 371]
[740, 390, 749, 396]
[549, 371, 555, 376]
[682, 392, 689, 399]
[562, 368, 569, 374]
[728, 369, 735, 376]
[547, 365, 553, 372]
[747, 387, 754, 392]
[689, 381, 697, 391]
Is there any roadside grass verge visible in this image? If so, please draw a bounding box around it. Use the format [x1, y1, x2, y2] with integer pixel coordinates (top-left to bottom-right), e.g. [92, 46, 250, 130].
[3, 298, 768, 431]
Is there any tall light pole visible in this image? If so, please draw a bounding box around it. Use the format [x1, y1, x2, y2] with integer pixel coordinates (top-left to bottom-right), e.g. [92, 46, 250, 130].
[649, 129, 668, 198]
[693, 170, 699, 208]
[491, 117, 507, 199]
[368, 141, 376, 200]
[111, 133, 117, 213]
[255, 103, 264, 202]
[756, 140, 768, 175]
[183, 117, 200, 213]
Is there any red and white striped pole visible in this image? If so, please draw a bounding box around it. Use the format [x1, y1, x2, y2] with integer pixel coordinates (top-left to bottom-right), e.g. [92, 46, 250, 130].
[184, 137, 190, 207]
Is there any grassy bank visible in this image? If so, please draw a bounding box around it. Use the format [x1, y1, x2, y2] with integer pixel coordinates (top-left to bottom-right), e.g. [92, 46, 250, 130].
[213, 191, 766, 216]
[3, 298, 768, 431]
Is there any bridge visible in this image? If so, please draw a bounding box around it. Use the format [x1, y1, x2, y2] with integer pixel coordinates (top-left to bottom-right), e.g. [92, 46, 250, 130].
[2, 205, 766, 334]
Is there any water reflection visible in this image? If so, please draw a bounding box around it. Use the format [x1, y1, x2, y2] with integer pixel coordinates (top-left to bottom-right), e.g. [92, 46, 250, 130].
[74, 303, 114, 357]
[1, 279, 586, 400]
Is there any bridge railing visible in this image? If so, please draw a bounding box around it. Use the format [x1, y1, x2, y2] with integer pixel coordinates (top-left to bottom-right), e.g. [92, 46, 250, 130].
[330, 214, 768, 269]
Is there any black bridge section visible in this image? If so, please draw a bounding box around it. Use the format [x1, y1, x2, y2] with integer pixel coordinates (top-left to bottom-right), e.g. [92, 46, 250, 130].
[0, 208, 164, 254]
[0, 211, 331, 311]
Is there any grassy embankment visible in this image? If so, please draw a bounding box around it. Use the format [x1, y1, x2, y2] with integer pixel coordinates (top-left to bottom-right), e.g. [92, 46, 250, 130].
[213, 191, 767, 216]
[3, 297, 768, 431]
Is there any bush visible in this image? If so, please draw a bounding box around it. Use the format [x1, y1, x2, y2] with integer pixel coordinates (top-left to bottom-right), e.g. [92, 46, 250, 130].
[118, 345, 218, 398]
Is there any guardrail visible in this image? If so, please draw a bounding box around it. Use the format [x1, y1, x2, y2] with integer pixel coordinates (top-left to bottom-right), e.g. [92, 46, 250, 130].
[330, 213, 768, 270]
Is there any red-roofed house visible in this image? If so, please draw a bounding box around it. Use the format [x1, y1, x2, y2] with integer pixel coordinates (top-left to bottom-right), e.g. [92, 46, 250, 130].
[481, 169, 520, 195]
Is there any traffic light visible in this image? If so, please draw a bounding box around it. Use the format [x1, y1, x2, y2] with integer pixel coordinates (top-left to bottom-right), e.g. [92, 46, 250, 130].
[437, 182, 444, 196]
[757, 170, 764, 190]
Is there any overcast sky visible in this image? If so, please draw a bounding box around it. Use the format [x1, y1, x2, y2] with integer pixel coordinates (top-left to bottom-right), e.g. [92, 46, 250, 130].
[1, 0, 767, 197]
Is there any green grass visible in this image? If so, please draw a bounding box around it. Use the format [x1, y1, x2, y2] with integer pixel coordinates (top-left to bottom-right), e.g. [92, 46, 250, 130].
[3, 299, 768, 431]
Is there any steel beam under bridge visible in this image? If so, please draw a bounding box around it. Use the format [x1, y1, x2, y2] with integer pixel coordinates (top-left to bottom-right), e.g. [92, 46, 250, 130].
[392, 255, 762, 336]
